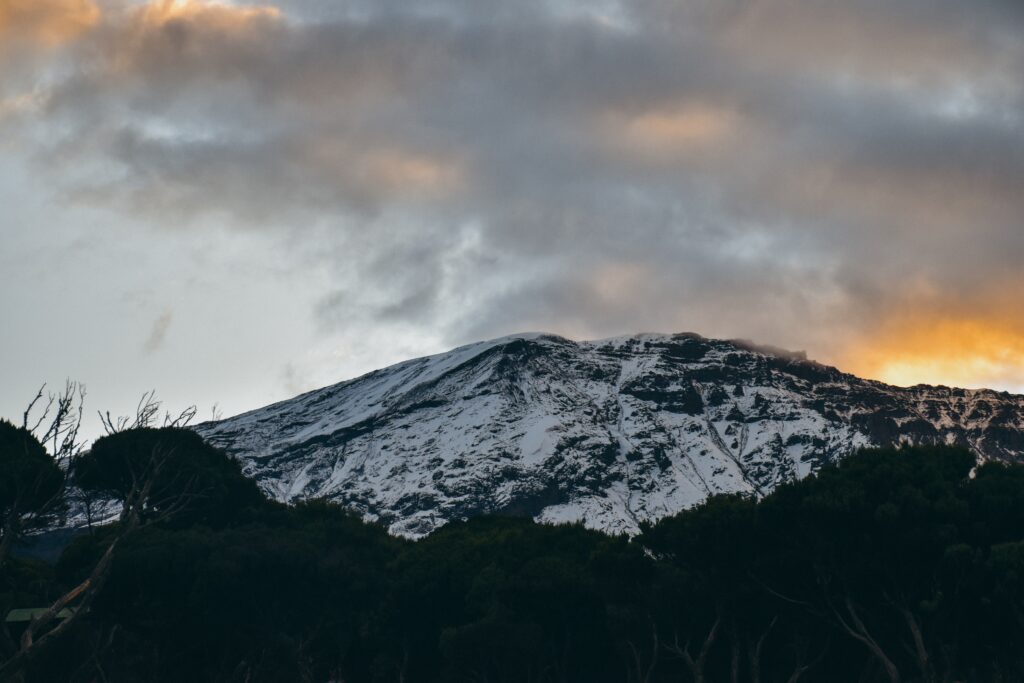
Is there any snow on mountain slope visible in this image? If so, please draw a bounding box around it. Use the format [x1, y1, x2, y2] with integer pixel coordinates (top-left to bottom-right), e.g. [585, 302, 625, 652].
[194, 333, 1024, 536]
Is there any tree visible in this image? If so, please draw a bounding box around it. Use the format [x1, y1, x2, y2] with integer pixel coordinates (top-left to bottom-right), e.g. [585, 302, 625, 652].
[0, 381, 87, 573]
[73, 428, 264, 527]
[0, 422, 63, 572]
[0, 424, 222, 680]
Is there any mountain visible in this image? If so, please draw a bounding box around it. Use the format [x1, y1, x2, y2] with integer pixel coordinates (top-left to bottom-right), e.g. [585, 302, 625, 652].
[194, 333, 1024, 536]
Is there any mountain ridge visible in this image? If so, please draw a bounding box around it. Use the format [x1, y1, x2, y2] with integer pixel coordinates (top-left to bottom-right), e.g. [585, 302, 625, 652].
[195, 332, 1024, 536]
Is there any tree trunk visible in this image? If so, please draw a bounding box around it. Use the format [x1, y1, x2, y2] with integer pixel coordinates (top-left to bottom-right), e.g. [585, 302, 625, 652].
[899, 606, 934, 683]
[832, 597, 901, 683]
[669, 616, 721, 683]
[747, 617, 776, 683]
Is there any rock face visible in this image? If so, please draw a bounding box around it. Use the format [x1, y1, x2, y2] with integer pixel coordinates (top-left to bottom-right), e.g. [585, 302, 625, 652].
[195, 333, 1024, 536]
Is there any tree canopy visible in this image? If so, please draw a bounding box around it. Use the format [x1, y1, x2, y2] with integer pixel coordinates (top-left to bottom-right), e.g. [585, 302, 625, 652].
[3, 436, 1024, 682]
[0, 420, 63, 521]
[73, 427, 264, 526]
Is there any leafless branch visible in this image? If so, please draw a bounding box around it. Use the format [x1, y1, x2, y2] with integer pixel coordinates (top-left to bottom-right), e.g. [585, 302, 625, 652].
[99, 389, 164, 435]
[135, 390, 160, 429]
[163, 404, 197, 429]
[748, 571, 821, 615]
[22, 384, 47, 432]
[22, 381, 86, 460]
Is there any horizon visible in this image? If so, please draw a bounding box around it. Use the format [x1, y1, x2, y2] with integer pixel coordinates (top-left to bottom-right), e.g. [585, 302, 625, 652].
[14, 328, 1024, 446]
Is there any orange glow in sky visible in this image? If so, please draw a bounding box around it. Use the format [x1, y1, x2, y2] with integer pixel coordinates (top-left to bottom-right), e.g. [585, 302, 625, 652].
[0, 0, 99, 45]
[837, 316, 1024, 391]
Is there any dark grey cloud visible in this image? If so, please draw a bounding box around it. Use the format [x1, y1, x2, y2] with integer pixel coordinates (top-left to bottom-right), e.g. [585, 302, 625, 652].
[6, 0, 1024, 390]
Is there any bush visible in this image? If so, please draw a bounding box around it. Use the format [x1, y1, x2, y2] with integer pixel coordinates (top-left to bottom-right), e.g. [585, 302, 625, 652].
[73, 427, 265, 526]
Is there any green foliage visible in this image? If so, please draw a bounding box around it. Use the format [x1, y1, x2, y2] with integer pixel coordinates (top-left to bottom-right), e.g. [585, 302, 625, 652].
[7, 442, 1024, 682]
[0, 420, 63, 518]
[73, 427, 265, 526]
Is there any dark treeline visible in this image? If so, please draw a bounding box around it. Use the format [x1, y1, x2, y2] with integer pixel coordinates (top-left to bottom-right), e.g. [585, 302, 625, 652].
[3, 422, 1024, 682]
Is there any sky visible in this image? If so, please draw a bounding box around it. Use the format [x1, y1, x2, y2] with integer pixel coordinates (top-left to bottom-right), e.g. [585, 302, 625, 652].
[1, 0, 1023, 437]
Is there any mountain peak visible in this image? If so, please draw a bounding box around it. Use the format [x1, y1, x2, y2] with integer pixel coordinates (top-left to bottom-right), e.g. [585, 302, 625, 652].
[196, 332, 1024, 537]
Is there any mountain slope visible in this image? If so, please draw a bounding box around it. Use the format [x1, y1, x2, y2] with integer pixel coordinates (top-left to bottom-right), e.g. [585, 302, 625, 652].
[195, 333, 1024, 536]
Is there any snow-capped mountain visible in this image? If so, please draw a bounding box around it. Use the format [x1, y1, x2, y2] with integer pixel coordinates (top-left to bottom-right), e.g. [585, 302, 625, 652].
[194, 333, 1024, 536]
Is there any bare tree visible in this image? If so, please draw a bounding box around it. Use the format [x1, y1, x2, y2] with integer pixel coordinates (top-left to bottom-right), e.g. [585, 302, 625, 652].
[22, 381, 86, 463]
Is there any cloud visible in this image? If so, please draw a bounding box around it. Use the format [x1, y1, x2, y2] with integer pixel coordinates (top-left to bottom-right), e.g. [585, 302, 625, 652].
[7, 0, 1024, 390]
[143, 309, 173, 353]
[0, 0, 99, 47]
